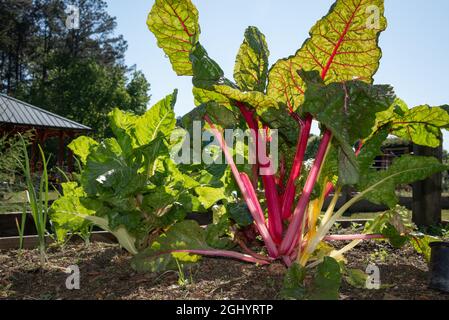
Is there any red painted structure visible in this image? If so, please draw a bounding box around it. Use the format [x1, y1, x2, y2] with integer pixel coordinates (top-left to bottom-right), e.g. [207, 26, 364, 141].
[0, 94, 91, 173]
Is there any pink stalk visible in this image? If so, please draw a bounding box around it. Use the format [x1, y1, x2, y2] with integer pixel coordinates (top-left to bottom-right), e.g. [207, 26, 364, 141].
[236, 102, 283, 244]
[281, 115, 313, 220]
[324, 234, 384, 241]
[277, 156, 286, 193]
[204, 116, 279, 258]
[280, 130, 333, 255]
[167, 250, 271, 265]
[262, 175, 283, 243]
[237, 102, 259, 187]
[240, 173, 267, 227]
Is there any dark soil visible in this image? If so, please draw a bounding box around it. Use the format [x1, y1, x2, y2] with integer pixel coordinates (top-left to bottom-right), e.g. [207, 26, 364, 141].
[1, 240, 448, 300]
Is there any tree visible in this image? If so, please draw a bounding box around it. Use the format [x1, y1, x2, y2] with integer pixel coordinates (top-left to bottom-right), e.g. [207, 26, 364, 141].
[27, 59, 150, 138]
[126, 70, 152, 115]
[0, 0, 151, 138]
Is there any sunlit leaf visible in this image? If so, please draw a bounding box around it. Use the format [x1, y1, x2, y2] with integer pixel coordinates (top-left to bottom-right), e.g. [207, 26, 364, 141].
[268, 0, 386, 112]
[234, 26, 270, 92]
[148, 0, 200, 76]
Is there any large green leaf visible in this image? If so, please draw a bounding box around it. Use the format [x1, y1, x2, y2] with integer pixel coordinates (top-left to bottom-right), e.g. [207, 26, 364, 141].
[50, 182, 94, 242]
[364, 205, 415, 248]
[191, 43, 227, 89]
[81, 138, 145, 196]
[357, 127, 389, 174]
[190, 42, 298, 144]
[205, 205, 234, 250]
[213, 85, 278, 110]
[281, 263, 307, 300]
[308, 257, 342, 300]
[234, 26, 270, 92]
[131, 220, 210, 272]
[68, 136, 98, 165]
[228, 202, 253, 227]
[147, 0, 200, 76]
[267, 0, 386, 111]
[301, 70, 395, 185]
[282, 258, 342, 300]
[195, 186, 226, 209]
[193, 87, 233, 110]
[377, 100, 449, 148]
[110, 91, 177, 149]
[358, 155, 448, 208]
[190, 43, 278, 110]
[137, 89, 177, 143]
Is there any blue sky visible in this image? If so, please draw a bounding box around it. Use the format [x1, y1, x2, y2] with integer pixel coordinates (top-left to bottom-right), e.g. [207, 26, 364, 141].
[105, 0, 449, 149]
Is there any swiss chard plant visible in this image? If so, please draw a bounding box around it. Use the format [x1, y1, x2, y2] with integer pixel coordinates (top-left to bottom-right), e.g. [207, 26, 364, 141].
[50, 90, 231, 259]
[142, 0, 449, 296]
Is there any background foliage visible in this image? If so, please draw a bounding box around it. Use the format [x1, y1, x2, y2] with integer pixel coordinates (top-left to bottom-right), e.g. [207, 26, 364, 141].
[0, 0, 151, 138]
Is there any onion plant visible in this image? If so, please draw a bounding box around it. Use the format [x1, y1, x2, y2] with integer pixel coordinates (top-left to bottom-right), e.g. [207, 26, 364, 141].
[16, 135, 50, 264]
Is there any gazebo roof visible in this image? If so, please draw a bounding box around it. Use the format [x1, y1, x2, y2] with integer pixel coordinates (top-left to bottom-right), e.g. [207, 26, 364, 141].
[0, 94, 91, 131]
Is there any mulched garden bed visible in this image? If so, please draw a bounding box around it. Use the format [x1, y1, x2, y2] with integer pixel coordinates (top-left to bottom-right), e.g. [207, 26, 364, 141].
[1, 240, 449, 300]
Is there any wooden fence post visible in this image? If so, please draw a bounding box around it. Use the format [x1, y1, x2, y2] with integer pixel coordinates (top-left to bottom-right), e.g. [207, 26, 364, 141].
[412, 141, 443, 227]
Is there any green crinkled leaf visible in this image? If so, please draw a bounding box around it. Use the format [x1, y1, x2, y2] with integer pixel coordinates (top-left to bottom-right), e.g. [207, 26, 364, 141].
[142, 187, 176, 212]
[147, 0, 200, 76]
[205, 205, 233, 249]
[364, 206, 415, 248]
[357, 127, 389, 174]
[131, 220, 210, 272]
[213, 85, 278, 110]
[308, 257, 342, 300]
[205, 102, 239, 129]
[193, 87, 232, 110]
[195, 186, 226, 209]
[109, 108, 139, 154]
[138, 90, 177, 143]
[109, 91, 177, 149]
[191, 43, 227, 89]
[50, 182, 94, 242]
[228, 202, 253, 227]
[267, 0, 387, 112]
[282, 258, 342, 300]
[377, 101, 449, 148]
[81, 138, 131, 194]
[256, 105, 299, 145]
[358, 156, 448, 208]
[68, 136, 98, 165]
[281, 263, 307, 300]
[163, 157, 200, 189]
[301, 70, 396, 185]
[190, 42, 278, 111]
[106, 209, 147, 240]
[234, 26, 270, 92]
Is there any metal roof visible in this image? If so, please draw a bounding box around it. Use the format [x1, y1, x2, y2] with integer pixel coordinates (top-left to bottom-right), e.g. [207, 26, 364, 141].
[0, 94, 91, 131]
